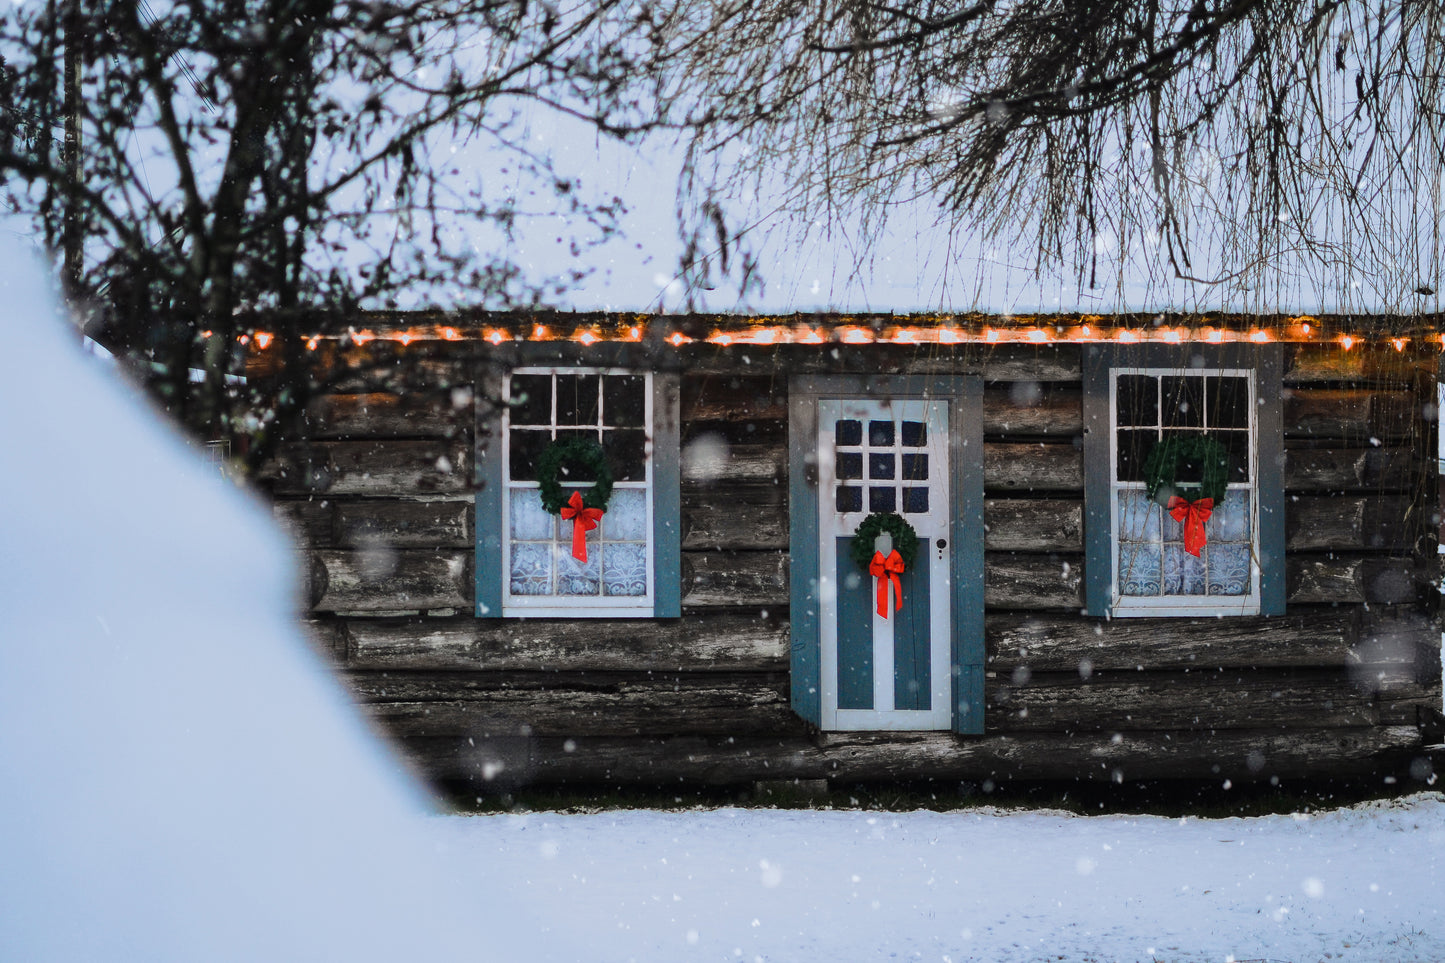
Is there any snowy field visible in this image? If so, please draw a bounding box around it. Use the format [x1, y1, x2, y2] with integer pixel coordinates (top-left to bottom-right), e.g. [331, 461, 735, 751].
[1, 242, 1442, 963]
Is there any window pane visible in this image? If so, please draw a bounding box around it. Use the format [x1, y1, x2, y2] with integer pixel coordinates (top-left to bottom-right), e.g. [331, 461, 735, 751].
[556, 374, 600, 425]
[1118, 542, 1161, 595]
[1217, 430, 1250, 483]
[555, 544, 601, 596]
[1162, 545, 1206, 595]
[869, 420, 895, 446]
[836, 451, 863, 480]
[1115, 375, 1157, 426]
[1118, 489, 1159, 541]
[601, 543, 648, 597]
[509, 543, 553, 595]
[1206, 376, 1249, 429]
[509, 374, 552, 425]
[869, 452, 895, 479]
[604, 488, 648, 541]
[902, 487, 929, 513]
[509, 428, 551, 481]
[510, 488, 554, 540]
[836, 419, 862, 446]
[607, 429, 647, 482]
[1212, 491, 1250, 541]
[1160, 376, 1204, 428]
[1207, 543, 1251, 595]
[836, 486, 863, 513]
[549, 429, 604, 483]
[602, 375, 646, 427]
[900, 421, 927, 446]
[869, 486, 896, 512]
[1116, 429, 1155, 481]
[901, 453, 928, 480]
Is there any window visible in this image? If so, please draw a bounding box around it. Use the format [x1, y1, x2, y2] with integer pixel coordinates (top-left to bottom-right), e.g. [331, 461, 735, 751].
[476, 366, 680, 618]
[1083, 345, 1285, 618]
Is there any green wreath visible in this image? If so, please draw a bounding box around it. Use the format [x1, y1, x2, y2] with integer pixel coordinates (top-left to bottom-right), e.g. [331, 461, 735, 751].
[1143, 434, 1230, 505]
[536, 436, 614, 515]
[849, 512, 919, 572]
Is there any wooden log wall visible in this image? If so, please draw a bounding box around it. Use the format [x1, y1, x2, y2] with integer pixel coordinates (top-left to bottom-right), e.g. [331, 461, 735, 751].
[263, 342, 1442, 792]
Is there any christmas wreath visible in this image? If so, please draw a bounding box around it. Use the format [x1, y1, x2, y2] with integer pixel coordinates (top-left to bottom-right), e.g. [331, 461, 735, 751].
[1142, 435, 1230, 557]
[537, 437, 614, 562]
[849, 512, 919, 571]
[849, 512, 919, 619]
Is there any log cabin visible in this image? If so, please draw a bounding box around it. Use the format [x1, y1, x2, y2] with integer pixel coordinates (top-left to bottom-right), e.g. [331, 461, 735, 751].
[257, 313, 1445, 795]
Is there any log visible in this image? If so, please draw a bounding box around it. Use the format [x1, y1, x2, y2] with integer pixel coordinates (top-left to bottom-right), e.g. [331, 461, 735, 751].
[984, 442, 1084, 491]
[1284, 388, 1417, 442]
[264, 439, 472, 495]
[985, 499, 1082, 551]
[396, 726, 1425, 787]
[681, 483, 787, 550]
[982, 385, 1082, 437]
[1286, 556, 1426, 605]
[681, 376, 788, 422]
[341, 612, 789, 672]
[987, 668, 1379, 732]
[1284, 448, 1420, 490]
[681, 551, 789, 609]
[361, 677, 793, 738]
[1286, 496, 1421, 552]
[680, 441, 785, 486]
[303, 391, 467, 439]
[986, 611, 1357, 673]
[277, 498, 473, 549]
[984, 554, 1084, 609]
[1285, 345, 1437, 384]
[310, 549, 470, 612]
[679, 343, 1084, 382]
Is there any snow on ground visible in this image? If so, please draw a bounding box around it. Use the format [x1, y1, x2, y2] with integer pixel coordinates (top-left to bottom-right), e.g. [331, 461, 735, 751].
[435, 798, 1444, 963]
[0, 241, 1441, 962]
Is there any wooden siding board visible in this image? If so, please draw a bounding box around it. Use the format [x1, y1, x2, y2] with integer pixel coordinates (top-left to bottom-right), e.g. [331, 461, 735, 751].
[404, 727, 1424, 787]
[342, 613, 789, 671]
[986, 611, 1358, 672]
[987, 669, 1381, 732]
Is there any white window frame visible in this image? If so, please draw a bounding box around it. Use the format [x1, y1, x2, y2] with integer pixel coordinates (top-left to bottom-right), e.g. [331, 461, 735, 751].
[1107, 366, 1261, 617]
[500, 367, 655, 618]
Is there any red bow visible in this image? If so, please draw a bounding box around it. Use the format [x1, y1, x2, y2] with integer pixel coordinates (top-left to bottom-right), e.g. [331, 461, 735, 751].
[559, 490, 604, 562]
[1167, 496, 1214, 557]
[869, 549, 905, 618]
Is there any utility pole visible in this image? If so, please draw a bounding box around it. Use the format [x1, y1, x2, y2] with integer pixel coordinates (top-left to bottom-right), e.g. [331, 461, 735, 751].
[61, 0, 81, 295]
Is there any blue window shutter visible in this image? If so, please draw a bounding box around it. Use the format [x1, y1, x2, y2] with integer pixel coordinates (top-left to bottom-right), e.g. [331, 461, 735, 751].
[474, 369, 505, 618]
[1081, 345, 1115, 616]
[950, 375, 985, 735]
[788, 382, 823, 726]
[1255, 346, 1286, 615]
[652, 373, 682, 617]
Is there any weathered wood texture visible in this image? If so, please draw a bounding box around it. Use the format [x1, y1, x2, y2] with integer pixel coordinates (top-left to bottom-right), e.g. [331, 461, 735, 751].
[987, 669, 1384, 732]
[404, 726, 1425, 788]
[339, 613, 789, 671]
[259, 340, 1438, 791]
[361, 675, 794, 738]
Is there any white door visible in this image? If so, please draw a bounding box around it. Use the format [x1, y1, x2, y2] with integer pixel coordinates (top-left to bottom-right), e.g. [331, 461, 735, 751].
[817, 398, 952, 730]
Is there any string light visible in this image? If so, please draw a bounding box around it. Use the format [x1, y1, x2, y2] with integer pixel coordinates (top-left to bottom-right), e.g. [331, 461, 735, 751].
[250, 320, 1437, 350]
